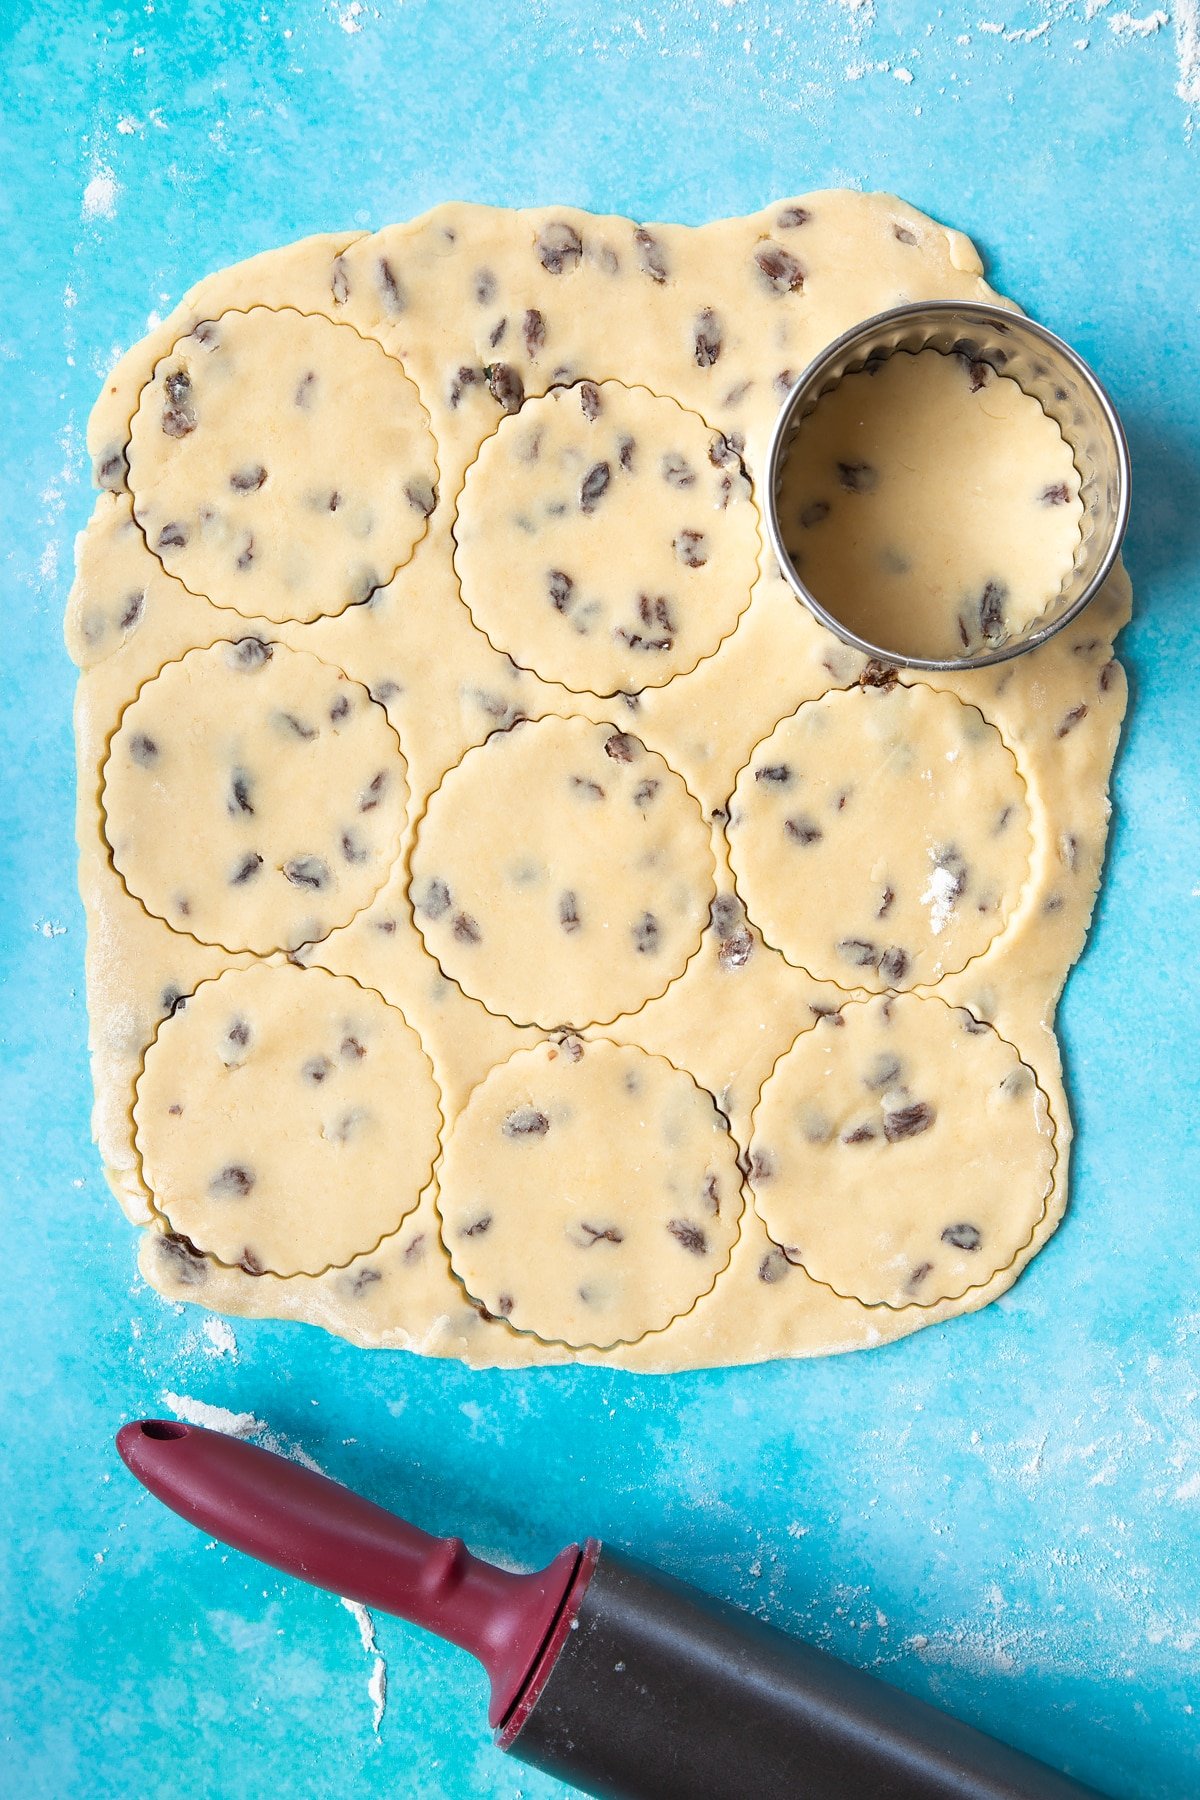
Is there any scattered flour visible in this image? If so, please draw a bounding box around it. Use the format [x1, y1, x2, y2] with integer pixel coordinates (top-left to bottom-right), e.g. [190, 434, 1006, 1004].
[1109, 9, 1169, 37]
[920, 861, 960, 936]
[341, 1599, 389, 1734]
[202, 1316, 238, 1358]
[160, 1391, 260, 1436]
[512, 0, 1193, 135]
[158, 1391, 388, 1732]
[1178, 0, 1200, 110]
[330, 0, 381, 31]
[367, 1657, 387, 1733]
[82, 167, 119, 221]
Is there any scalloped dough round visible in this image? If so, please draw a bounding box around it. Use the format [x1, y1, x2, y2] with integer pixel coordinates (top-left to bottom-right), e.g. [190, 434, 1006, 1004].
[127, 307, 438, 622]
[134, 963, 442, 1277]
[777, 349, 1083, 662]
[748, 994, 1055, 1307]
[438, 1036, 743, 1347]
[409, 716, 715, 1029]
[728, 681, 1031, 991]
[102, 639, 407, 954]
[453, 381, 760, 696]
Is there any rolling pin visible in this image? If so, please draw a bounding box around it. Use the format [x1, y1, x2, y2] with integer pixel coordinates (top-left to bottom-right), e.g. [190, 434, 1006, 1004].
[117, 1420, 1106, 1800]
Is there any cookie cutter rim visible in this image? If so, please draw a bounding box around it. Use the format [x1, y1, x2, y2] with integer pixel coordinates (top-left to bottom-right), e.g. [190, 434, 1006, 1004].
[763, 299, 1132, 673]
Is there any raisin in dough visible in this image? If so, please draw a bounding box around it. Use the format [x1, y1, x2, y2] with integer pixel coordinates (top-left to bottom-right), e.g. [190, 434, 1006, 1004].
[778, 350, 1083, 661]
[127, 307, 438, 622]
[438, 1037, 742, 1347]
[134, 963, 442, 1277]
[727, 681, 1030, 991]
[453, 381, 760, 695]
[103, 639, 407, 953]
[748, 994, 1055, 1308]
[409, 716, 714, 1029]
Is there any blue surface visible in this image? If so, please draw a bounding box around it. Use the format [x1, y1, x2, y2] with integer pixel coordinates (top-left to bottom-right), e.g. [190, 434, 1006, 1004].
[2, 4, 1199, 1797]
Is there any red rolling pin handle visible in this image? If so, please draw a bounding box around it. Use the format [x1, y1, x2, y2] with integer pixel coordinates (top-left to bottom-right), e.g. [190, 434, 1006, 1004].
[115, 1420, 577, 1728]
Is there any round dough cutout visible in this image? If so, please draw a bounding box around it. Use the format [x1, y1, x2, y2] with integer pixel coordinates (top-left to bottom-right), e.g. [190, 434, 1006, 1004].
[438, 1037, 743, 1347]
[128, 307, 438, 622]
[453, 381, 760, 696]
[103, 639, 407, 954]
[777, 349, 1084, 663]
[134, 963, 442, 1277]
[728, 681, 1030, 990]
[409, 716, 715, 1029]
[748, 994, 1055, 1307]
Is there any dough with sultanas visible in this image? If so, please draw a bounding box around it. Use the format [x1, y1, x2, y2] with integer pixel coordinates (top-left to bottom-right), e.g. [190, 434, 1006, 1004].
[66, 193, 1129, 1370]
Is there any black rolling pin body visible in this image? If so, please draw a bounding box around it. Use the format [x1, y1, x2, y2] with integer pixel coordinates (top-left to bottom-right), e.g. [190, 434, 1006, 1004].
[507, 1551, 1105, 1800]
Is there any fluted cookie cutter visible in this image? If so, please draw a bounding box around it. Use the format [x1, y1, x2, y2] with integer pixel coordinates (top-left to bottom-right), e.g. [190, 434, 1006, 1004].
[764, 299, 1131, 673]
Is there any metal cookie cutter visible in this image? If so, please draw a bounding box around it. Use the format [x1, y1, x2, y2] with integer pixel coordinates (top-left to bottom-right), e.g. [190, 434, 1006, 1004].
[764, 299, 1131, 673]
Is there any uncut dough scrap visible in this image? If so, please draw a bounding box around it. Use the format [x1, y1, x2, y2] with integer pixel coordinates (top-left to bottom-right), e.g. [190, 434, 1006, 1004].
[66, 192, 1130, 1371]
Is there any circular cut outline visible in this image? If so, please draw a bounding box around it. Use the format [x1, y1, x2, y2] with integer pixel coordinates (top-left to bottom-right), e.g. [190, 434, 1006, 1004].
[726, 677, 1034, 997]
[747, 991, 1058, 1311]
[450, 377, 764, 699]
[405, 712, 719, 1032]
[132, 961, 445, 1279]
[100, 638, 411, 956]
[434, 1032, 746, 1350]
[127, 305, 441, 623]
[772, 341, 1088, 669]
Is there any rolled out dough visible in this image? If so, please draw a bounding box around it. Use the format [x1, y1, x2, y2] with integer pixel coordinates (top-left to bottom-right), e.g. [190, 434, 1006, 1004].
[66, 192, 1130, 1371]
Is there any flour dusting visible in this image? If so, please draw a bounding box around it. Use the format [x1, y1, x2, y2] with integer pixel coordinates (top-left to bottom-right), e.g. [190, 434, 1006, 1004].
[202, 1316, 238, 1358]
[920, 862, 959, 936]
[160, 1391, 261, 1435]
[367, 1658, 387, 1732]
[1178, 0, 1200, 112]
[1109, 9, 1169, 37]
[341, 1598, 389, 1734]
[82, 167, 119, 221]
[507, 0, 1198, 137]
[158, 1392, 388, 1733]
[329, 0, 380, 31]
